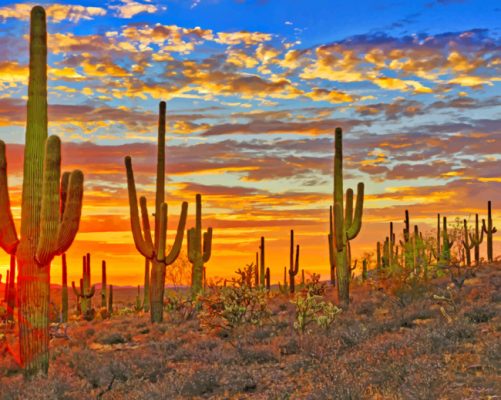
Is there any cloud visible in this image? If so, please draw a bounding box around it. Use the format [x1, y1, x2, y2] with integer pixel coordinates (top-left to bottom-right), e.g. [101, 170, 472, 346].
[0, 3, 106, 23]
[110, 0, 159, 19]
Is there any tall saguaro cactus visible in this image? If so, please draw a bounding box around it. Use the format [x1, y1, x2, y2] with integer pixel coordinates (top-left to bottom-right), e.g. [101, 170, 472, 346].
[101, 260, 107, 308]
[188, 193, 212, 294]
[0, 7, 83, 375]
[482, 201, 497, 263]
[259, 236, 265, 287]
[125, 101, 188, 323]
[329, 128, 364, 306]
[288, 230, 300, 294]
[469, 214, 483, 266]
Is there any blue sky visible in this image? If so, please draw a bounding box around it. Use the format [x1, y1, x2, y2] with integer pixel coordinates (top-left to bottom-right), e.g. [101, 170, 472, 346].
[0, 0, 499, 282]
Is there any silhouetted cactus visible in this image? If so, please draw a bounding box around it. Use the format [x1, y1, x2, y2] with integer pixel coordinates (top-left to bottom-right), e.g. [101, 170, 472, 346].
[101, 260, 107, 308]
[125, 101, 188, 323]
[108, 284, 113, 314]
[72, 254, 95, 315]
[362, 259, 368, 281]
[288, 230, 300, 294]
[329, 128, 364, 306]
[259, 236, 265, 287]
[376, 241, 382, 272]
[0, 6, 83, 375]
[188, 194, 212, 294]
[254, 252, 259, 287]
[436, 214, 441, 262]
[469, 214, 483, 266]
[482, 201, 496, 263]
[462, 219, 475, 267]
[135, 285, 142, 311]
[265, 267, 270, 291]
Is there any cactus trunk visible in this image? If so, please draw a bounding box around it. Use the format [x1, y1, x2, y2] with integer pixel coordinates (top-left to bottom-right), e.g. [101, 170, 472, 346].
[61, 254, 68, 323]
[143, 259, 150, 312]
[259, 237, 265, 287]
[482, 201, 496, 263]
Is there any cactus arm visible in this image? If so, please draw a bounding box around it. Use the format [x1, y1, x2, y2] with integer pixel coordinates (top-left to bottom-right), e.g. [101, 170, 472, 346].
[156, 203, 167, 262]
[139, 196, 153, 248]
[187, 227, 196, 263]
[163, 201, 188, 265]
[83, 285, 95, 299]
[333, 202, 344, 252]
[0, 141, 19, 254]
[203, 227, 212, 263]
[346, 182, 364, 240]
[56, 170, 83, 255]
[125, 156, 154, 258]
[36, 136, 62, 265]
[60, 171, 69, 217]
[71, 281, 82, 297]
[344, 188, 353, 227]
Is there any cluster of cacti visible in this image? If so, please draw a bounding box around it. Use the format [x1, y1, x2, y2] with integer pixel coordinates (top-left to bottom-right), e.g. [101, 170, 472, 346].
[72, 253, 96, 317]
[125, 101, 188, 323]
[0, 6, 83, 375]
[328, 127, 365, 306]
[188, 194, 212, 295]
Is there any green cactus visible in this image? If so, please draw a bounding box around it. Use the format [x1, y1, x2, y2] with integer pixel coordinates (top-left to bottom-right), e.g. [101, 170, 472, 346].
[125, 101, 188, 323]
[329, 128, 364, 306]
[61, 254, 68, 323]
[362, 259, 368, 281]
[469, 214, 483, 266]
[100, 260, 107, 308]
[482, 201, 497, 263]
[288, 230, 300, 294]
[259, 236, 265, 287]
[254, 252, 259, 288]
[188, 194, 212, 295]
[462, 219, 475, 267]
[441, 216, 454, 264]
[143, 259, 150, 312]
[135, 285, 142, 312]
[0, 7, 83, 375]
[108, 284, 113, 315]
[72, 254, 96, 315]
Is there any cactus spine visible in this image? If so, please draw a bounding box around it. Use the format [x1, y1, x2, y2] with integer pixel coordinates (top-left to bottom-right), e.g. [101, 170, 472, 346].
[0, 7, 83, 375]
[330, 128, 364, 306]
[125, 101, 188, 323]
[61, 254, 68, 323]
[482, 201, 496, 263]
[188, 194, 212, 295]
[288, 230, 300, 294]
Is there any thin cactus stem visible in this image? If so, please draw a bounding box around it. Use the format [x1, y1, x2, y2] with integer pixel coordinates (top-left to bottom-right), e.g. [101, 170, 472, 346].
[482, 201, 497, 263]
[101, 260, 107, 308]
[288, 230, 300, 294]
[259, 236, 265, 287]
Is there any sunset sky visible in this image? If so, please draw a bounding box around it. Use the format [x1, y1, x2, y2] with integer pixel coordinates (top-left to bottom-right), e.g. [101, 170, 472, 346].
[0, 0, 499, 286]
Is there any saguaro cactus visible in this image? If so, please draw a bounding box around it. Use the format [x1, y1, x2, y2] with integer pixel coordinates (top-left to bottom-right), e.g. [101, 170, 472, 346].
[72, 254, 95, 315]
[482, 201, 497, 263]
[101, 260, 107, 308]
[441, 217, 454, 264]
[288, 230, 300, 294]
[0, 7, 83, 375]
[125, 101, 188, 323]
[462, 219, 475, 267]
[108, 284, 113, 314]
[436, 214, 441, 262]
[259, 237, 265, 287]
[61, 254, 68, 323]
[188, 194, 212, 295]
[329, 128, 364, 306]
[265, 267, 270, 291]
[469, 214, 483, 266]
